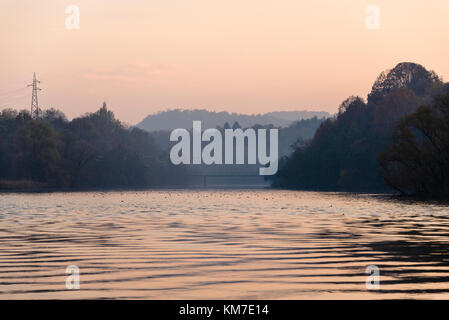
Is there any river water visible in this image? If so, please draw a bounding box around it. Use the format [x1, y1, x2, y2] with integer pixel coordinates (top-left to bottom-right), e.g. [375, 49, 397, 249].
[1, 190, 449, 299]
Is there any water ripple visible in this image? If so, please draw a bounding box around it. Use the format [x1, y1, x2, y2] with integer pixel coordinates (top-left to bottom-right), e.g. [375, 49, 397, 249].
[0, 190, 448, 299]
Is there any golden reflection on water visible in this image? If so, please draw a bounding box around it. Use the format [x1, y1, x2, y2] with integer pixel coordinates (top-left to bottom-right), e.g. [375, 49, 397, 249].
[0, 190, 449, 299]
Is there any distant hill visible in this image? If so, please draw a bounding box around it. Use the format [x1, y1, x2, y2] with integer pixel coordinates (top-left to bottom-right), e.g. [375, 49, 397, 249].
[137, 109, 330, 132]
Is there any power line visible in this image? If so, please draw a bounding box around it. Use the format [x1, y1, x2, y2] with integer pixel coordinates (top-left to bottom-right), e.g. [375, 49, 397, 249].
[0, 86, 28, 98]
[0, 91, 30, 105]
[0, 74, 47, 113]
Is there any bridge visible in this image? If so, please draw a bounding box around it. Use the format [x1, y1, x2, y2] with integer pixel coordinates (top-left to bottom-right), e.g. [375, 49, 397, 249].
[187, 173, 268, 188]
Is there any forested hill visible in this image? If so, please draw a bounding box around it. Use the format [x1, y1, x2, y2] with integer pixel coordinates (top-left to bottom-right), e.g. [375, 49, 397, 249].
[270, 62, 449, 198]
[137, 109, 329, 132]
[0, 104, 188, 190]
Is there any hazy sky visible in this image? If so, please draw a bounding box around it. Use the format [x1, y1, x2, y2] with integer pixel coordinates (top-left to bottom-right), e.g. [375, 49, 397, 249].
[1, 0, 448, 124]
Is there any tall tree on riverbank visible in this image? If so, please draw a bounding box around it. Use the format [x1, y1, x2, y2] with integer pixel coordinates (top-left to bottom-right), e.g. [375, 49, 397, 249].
[379, 91, 449, 198]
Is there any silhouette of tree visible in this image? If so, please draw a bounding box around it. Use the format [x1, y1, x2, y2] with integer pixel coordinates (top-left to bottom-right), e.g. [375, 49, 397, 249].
[0, 103, 188, 190]
[270, 63, 448, 193]
[379, 90, 449, 198]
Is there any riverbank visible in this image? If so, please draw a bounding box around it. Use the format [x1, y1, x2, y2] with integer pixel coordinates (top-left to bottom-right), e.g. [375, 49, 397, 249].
[0, 180, 172, 193]
[0, 179, 269, 193]
[0, 180, 51, 192]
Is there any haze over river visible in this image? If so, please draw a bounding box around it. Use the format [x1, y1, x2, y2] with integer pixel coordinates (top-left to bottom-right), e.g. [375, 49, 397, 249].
[1, 190, 449, 299]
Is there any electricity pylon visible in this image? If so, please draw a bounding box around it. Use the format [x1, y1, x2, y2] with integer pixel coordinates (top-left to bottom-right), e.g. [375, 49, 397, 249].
[27, 72, 41, 119]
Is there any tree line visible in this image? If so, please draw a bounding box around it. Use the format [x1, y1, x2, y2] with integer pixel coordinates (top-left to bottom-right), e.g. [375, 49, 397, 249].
[0, 103, 187, 190]
[270, 62, 449, 199]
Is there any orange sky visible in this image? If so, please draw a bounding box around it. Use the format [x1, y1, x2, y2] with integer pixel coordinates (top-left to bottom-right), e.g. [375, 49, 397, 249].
[0, 0, 448, 124]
